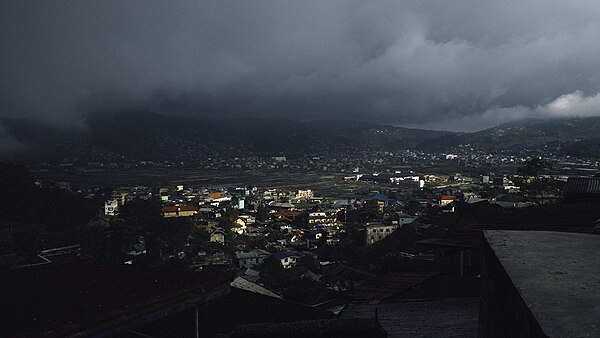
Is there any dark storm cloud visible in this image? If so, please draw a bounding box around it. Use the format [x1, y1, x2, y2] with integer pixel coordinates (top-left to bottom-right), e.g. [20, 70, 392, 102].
[3, 1, 600, 131]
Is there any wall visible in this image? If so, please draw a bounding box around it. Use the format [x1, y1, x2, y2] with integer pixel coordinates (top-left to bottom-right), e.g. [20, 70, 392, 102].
[479, 240, 547, 338]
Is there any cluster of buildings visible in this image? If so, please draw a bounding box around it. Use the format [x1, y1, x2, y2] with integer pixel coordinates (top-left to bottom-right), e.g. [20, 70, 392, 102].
[92, 161, 570, 264]
[31, 145, 600, 327]
[22, 151, 600, 337]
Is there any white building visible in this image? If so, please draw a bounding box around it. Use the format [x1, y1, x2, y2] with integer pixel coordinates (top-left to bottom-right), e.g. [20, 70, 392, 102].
[397, 213, 417, 225]
[366, 222, 398, 245]
[238, 215, 256, 225]
[308, 211, 338, 227]
[293, 189, 314, 201]
[272, 251, 299, 269]
[390, 175, 425, 188]
[104, 199, 119, 216]
[236, 249, 271, 268]
[440, 196, 457, 206]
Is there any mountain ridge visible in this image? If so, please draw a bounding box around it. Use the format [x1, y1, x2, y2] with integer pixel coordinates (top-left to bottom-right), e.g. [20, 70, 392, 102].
[417, 117, 600, 156]
[3, 113, 600, 162]
[0, 111, 450, 162]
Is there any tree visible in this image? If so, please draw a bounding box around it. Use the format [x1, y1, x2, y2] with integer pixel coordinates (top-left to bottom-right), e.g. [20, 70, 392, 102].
[517, 157, 551, 199]
[0, 162, 38, 226]
[0, 163, 96, 258]
[12, 225, 44, 259]
[517, 157, 548, 178]
[359, 200, 381, 220]
[119, 196, 163, 229]
[256, 203, 269, 222]
[160, 217, 193, 256]
[119, 197, 166, 258]
[217, 207, 239, 233]
[292, 212, 309, 228]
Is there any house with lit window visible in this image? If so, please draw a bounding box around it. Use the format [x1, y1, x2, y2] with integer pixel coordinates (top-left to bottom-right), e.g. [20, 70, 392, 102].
[272, 251, 300, 269]
[161, 204, 198, 218]
[104, 199, 119, 216]
[439, 196, 457, 206]
[209, 228, 226, 245]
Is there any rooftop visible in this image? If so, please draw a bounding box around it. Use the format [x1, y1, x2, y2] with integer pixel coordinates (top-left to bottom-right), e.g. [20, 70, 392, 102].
[272, 251, 300, 260]
[341, 298, 479, 337]
[363, 192, 388, 202]
[418, 230, 482, 249]
[132, 288, 333, 337]
[236, 249, 271, 259]
[351, 271, 439, 303]
[484, 230, 600, 337]
[210, 192, 226, 199]
[162, 204, 198, 213]
[564, 176, 600, 195]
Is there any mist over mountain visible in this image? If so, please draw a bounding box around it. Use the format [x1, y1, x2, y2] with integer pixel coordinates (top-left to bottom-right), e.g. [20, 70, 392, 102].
[3, 112, 600, 163]
[0, 111, 450, 163]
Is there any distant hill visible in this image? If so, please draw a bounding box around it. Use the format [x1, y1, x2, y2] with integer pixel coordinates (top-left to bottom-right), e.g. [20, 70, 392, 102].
[5, 113, 600, 163]
[0, 112, 450, 163]
[84, 111, 451, 159]
[0, 117, 102, 163]
[416, 117, 600, 157]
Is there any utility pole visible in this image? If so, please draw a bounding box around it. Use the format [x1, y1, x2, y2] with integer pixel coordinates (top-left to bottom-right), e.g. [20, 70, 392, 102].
[195, 305, 199, 338]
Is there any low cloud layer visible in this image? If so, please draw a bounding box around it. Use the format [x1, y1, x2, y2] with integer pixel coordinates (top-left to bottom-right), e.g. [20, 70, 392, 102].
[0, 125, 25, 153]
[411, 90, 600, 131]
[3, 1, 600, 131]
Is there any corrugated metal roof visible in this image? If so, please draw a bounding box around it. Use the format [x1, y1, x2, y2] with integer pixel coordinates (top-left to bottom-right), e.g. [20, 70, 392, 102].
[564, 177, 600, 195]
[231, 276, 281, 299]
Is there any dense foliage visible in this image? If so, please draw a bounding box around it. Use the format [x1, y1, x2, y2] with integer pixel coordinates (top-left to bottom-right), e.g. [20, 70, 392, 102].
[0, 163, 96, 259]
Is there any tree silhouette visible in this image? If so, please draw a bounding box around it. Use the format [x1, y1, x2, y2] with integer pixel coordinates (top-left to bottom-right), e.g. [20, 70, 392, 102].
[517, 157, 551, 199]
[517, 157, 548, 178]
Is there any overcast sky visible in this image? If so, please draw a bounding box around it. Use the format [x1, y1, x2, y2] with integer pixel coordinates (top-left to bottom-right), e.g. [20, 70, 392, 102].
[3, 1, 600, 131]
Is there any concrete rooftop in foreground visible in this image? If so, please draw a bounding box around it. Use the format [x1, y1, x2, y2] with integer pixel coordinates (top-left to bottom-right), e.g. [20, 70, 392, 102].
[485, 230, 600, 337]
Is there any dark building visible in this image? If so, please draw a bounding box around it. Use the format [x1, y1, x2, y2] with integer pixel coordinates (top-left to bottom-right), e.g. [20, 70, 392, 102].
[563, 176, 600, 201]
